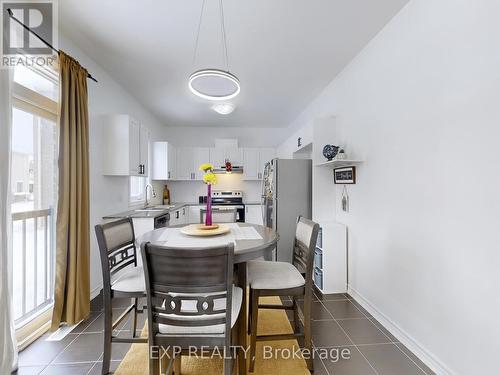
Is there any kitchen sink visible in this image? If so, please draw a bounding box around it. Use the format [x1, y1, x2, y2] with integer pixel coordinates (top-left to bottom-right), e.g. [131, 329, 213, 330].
[134, 208, 166, 212]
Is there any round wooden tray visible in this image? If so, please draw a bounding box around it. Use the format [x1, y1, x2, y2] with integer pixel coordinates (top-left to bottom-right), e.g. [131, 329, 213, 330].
[180, 224, 230, 237]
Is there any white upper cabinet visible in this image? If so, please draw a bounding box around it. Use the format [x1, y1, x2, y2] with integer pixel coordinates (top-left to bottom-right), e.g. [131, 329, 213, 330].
[209, 147, 243, 167]
[176, 147, 194, 180]
[152, 142, 176, 180]
[242, 147, 276, 180]
[243, 148, 260, 180]
[140, 125, 149, 175]
[102, 114, 149, 176]
[209, 148, 225, 168]
[226, 148, 244, 165]
[153, 145, 209, 181]
[193, 147, 210, 180]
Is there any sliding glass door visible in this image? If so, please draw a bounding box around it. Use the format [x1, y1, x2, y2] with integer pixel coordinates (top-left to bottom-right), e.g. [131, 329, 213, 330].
[10, 65, 59, 347]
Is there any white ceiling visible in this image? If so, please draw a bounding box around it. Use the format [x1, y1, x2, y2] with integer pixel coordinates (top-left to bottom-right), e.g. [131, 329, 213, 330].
[59, 0, 409, 128]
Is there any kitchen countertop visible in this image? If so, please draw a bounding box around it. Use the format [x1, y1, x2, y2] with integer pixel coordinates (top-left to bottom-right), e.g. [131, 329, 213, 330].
[103, 201, 261, 220]
[102, 202, 203, 219]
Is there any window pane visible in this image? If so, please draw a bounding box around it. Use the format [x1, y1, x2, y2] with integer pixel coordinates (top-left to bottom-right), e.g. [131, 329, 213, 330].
[14, 66, 58, 101]
[11, 107, 58, 325]
[11, 107, 58, 213]
[130, 176, 146, 203]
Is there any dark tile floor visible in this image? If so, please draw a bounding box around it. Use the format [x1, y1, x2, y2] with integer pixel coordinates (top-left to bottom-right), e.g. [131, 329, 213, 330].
[15, 292, 435, 375]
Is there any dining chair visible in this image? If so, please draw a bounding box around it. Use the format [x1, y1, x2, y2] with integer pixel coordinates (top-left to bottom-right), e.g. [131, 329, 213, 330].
[141, 241, 242, 375]
[200, 208, 238, 223]
[246, 216, 320, 372]
[95, 218, 148, 375]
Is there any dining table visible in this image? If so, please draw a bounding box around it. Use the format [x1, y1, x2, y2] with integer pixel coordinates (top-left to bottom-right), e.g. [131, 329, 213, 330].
[137, 222, 279, 375]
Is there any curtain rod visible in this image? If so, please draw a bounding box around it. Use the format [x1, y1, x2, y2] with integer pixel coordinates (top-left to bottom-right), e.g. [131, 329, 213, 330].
[6, 8, 98, 83]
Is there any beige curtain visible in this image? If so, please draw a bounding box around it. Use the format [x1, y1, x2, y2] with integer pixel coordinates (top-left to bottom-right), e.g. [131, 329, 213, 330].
[51, 51, 90, 329]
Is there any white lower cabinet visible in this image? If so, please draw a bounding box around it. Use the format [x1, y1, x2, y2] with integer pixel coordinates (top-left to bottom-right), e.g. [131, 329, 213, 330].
[188, 206, 202, 224]
[245, 204, 263, 225]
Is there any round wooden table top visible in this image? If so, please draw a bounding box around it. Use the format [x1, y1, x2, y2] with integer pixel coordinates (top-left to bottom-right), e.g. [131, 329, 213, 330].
[137, 223, 279, 263]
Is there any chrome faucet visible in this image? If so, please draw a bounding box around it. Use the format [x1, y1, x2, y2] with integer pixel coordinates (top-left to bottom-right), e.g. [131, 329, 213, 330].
[145, 183, 156, 207]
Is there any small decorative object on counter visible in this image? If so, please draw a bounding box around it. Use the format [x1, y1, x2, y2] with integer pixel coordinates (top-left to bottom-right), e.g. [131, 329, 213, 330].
[162, 185, 171, 205]
[322, 144, 340, 161]
[199, 163, 218, 227]
[225, 160, 232, 173]
[337, 148, 346, 160]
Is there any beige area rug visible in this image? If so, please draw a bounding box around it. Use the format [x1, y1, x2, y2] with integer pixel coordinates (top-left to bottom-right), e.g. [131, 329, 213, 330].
[115, 296, 310, 375]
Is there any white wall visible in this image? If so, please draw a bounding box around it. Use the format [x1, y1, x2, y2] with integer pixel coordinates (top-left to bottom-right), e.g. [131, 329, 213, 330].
[59, 34, 167, 297]
[277, 0, 500, 374]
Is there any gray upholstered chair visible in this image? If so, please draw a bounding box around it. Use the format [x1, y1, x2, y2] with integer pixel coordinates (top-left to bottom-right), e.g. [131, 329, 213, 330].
[141, 241, 242, 375]
[200, 208, 237, 223]
[95, 218, 147, 375]
[246, 216, 320, 372]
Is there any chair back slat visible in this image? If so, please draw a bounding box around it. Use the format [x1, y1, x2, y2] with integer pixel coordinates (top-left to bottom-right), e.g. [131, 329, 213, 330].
[141, 242, 235, 339]
[95, 218, 138, 289]
[292, 216, 320, 280]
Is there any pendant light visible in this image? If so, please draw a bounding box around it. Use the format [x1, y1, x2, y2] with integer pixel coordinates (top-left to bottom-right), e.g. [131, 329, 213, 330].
[189, 0, 240, 101]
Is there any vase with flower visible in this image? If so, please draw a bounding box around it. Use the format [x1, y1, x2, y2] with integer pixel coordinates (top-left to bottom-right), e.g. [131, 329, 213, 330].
[199, 163, 217, 227]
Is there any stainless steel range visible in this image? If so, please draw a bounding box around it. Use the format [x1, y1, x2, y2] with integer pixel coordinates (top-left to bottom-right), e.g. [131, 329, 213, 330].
[211, 190, 245, 222]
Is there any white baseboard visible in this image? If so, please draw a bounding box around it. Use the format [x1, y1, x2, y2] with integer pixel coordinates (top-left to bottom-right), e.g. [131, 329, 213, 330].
[347, 285, 454, 375]
[90, 284, 102, 300]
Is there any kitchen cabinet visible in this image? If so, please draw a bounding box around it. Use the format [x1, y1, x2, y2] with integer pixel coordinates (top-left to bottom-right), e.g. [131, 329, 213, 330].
[245, 204, 263, 225]
[101, 114, 149, 176]
[242, 148, 276, 180]
[176, 147, 194, 180]
[170, 207, 187, 225]
[152, 141, 176, 180]
[243, 148, 260, 180]
[210, 147, 243, 167]
[176, 147, 210, 180]
[193, 147, 210, 179]
[209, 148, 225, 168]
[188, 205, 202, 224]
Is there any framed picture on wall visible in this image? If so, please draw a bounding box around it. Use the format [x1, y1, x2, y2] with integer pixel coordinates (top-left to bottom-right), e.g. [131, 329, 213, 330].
[334, 166, 356, 184]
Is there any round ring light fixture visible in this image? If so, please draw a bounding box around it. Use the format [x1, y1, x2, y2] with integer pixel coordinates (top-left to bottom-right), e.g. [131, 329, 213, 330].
[188, 69, 240, 101]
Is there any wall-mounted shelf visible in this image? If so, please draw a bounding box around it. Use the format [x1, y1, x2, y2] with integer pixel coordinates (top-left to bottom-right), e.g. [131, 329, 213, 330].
[315, 159, 363, 168]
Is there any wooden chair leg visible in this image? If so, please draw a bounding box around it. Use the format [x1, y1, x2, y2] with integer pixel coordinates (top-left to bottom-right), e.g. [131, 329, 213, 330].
[248, 288, 253, 335]
[102, 297, 112, 375]
[132, 297, 138, 338]
[303, 291, 313, 372]
[292, 296, 301, 335]
[249, 290, 259, 373]
[224, 357, 232, 375]
[150, 357, 160, 375]
[174, 354, 181, 375]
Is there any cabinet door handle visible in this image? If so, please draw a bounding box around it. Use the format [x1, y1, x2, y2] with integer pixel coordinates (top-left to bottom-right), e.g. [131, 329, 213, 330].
[168, 171, 171, 179]
[138, 165, 142, 175]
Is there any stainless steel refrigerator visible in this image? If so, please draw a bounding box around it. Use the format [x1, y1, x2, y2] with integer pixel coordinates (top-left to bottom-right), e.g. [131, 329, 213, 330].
[261, 158, 312, 263]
